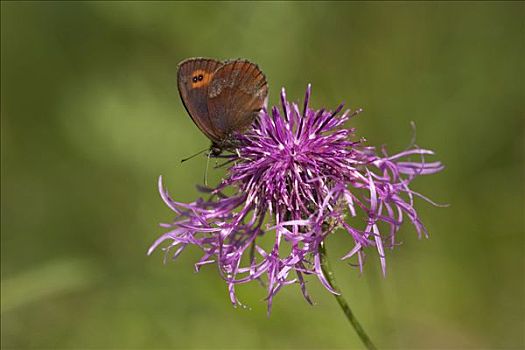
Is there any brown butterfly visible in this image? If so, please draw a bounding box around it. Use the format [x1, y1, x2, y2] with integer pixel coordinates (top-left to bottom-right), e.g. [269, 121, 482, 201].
[177, 58, 268, 156]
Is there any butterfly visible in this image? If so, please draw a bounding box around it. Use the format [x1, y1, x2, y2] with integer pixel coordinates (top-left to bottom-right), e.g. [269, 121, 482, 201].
[177, 58, 268, 156]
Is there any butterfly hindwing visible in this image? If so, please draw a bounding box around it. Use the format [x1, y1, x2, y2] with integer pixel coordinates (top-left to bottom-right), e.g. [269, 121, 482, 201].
[207, 60, 268, 140]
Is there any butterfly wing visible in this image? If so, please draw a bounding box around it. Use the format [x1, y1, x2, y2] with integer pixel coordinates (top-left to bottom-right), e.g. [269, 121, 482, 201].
[177, 58, 224, 143]
[207, 60, 268, 141]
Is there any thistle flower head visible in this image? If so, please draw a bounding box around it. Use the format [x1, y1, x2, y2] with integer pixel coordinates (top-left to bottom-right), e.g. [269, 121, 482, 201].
[149, 85, 443, 312]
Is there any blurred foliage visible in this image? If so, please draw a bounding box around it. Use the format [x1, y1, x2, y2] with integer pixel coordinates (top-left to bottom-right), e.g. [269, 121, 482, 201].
[1, 1, 524, 349]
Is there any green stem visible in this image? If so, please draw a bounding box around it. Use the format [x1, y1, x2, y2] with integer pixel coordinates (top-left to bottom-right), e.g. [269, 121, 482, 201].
[319, 241, 377, 350]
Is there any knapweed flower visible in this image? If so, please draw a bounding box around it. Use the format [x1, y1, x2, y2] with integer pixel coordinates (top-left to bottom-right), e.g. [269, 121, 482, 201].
[149, 85, 443, 312]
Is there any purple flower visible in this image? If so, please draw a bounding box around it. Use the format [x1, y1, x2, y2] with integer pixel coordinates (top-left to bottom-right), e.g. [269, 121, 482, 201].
[148, 85, 443, 313]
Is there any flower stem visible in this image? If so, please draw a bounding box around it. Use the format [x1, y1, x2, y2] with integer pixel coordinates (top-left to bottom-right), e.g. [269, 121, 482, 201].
[319, 241, 377, 350]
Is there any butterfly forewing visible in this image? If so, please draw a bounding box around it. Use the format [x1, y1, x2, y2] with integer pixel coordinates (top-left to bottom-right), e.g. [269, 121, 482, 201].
[177, 58, 224, 143]
[207, 60, 268, 142]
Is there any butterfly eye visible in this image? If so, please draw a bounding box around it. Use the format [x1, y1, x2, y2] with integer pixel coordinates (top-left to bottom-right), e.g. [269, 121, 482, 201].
[198, 74, 204, 81]
[192, 76, 198, 83]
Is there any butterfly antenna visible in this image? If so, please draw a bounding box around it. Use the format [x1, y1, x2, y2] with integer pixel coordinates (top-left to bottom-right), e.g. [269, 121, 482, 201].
[181, 147, 208, 163]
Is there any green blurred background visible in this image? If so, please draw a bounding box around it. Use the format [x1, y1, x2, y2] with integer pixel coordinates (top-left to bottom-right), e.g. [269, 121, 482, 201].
[1, 2, 523, 349]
